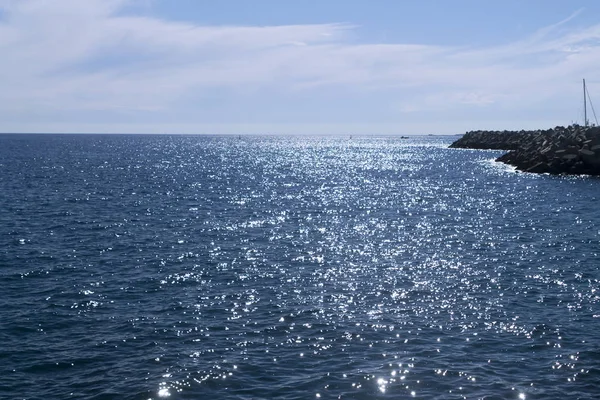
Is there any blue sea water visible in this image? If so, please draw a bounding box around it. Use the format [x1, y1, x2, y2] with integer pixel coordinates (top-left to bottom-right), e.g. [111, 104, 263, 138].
[0, 133, 599, 400]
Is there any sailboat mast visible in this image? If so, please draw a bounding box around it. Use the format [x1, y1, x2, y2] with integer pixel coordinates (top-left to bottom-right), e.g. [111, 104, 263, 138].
[584, 78, 588, 127]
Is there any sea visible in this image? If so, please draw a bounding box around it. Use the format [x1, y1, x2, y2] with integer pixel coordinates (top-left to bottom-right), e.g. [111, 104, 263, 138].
[1, 133, 599, 400]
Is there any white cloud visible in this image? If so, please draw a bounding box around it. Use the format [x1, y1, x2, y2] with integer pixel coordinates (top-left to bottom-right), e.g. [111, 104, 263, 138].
[1, 0, 600, 133]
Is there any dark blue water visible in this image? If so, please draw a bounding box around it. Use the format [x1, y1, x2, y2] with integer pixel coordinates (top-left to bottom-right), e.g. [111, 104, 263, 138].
[1, 134, 599, 400]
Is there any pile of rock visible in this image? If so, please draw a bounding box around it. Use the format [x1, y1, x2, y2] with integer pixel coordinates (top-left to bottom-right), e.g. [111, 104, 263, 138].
[449, 129, 533, 150]
[450, 125, 600, 175]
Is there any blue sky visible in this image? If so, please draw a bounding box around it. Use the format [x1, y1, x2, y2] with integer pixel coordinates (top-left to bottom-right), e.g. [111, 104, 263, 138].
[2, 0, 600, 134]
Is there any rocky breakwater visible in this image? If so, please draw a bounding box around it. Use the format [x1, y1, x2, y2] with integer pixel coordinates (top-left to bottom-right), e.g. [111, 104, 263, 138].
[450, 125, 600, 176]
[449, 129, 533, 150]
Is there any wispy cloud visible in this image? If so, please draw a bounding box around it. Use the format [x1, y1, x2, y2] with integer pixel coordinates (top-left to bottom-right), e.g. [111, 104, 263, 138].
[1, 0, 600, 133]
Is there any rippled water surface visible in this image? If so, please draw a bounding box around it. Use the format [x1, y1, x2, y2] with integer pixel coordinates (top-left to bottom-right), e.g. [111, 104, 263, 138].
[1, 134, 599, 399]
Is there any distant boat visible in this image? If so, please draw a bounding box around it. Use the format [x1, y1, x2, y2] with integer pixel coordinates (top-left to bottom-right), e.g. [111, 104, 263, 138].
[582, 79, 598, 127]
[400, 136, 409, 139]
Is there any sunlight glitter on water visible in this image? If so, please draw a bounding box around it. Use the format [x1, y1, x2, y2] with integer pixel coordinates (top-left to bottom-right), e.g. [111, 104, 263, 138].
[2, 135, 600, 399]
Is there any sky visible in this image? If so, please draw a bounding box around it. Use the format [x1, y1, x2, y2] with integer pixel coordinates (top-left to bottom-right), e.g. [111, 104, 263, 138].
[2, 0, 600, 135]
